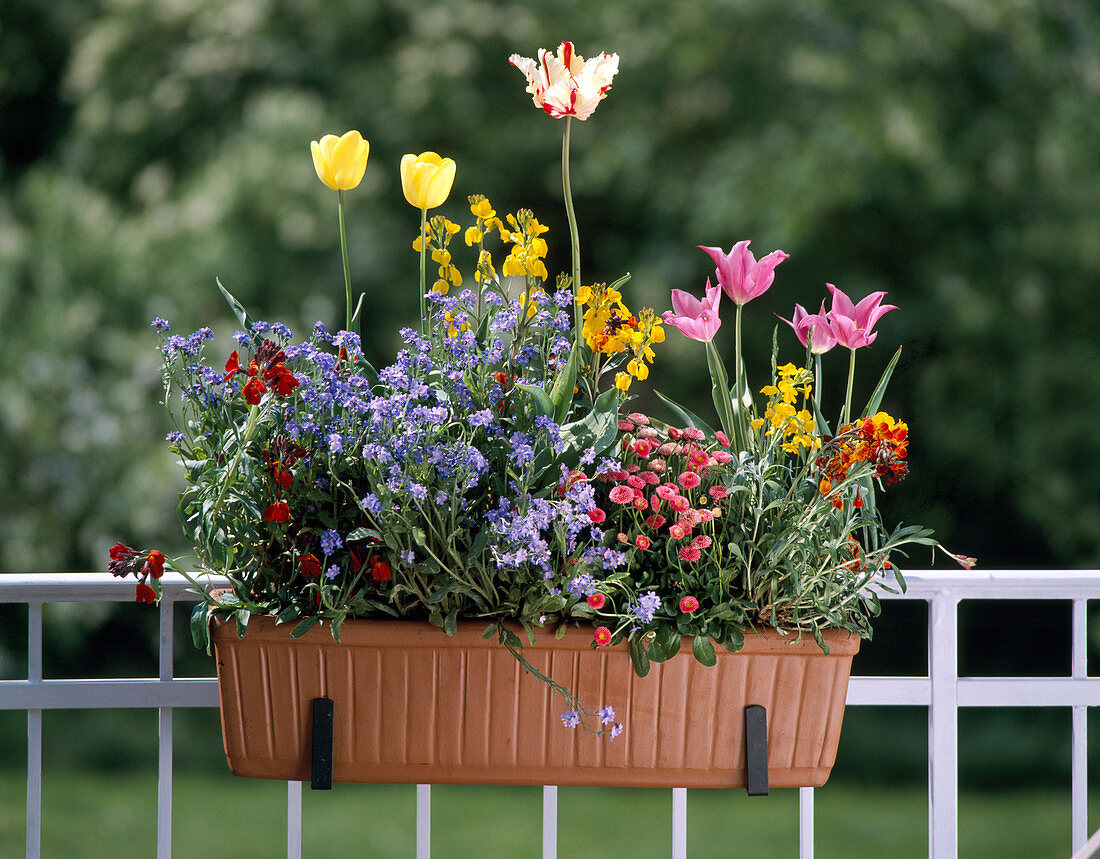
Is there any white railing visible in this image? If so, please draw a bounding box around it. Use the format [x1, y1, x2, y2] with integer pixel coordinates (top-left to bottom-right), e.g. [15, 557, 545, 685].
[2, 569, 1099, 858]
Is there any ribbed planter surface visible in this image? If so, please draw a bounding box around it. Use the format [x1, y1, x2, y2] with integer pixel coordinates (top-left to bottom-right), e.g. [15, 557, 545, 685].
[212, 617, 859, 788]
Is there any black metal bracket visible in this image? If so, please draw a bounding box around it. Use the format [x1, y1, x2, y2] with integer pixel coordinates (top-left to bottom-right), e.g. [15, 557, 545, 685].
[311, 697, 334, 790]
[744, 704, 769, 796]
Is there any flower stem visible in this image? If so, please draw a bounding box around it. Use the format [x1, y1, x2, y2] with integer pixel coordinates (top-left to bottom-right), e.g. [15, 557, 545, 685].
[418, 207, 428, 338]
[842, 347, 856, 426]
[814, 351, 824, 418]
[562, 117, 582, 337]
[338, 190, 354, 335]
[733, 302, 745, 450]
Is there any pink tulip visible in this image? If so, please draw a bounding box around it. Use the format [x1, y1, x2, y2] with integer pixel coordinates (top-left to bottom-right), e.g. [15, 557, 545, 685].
[662, 282, 723, 342]
[820, 283, 897, 349]
[780, 301, 836, 354]
[699, 241, 788, 306]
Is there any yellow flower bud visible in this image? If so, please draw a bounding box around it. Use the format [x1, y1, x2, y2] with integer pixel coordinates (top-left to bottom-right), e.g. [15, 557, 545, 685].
[615, 372, 632, 391]
[432, 279, 450, 295]
[464, 226, 482, 247]
[311, 130, 370, 191]
[400, 151, 457, 210]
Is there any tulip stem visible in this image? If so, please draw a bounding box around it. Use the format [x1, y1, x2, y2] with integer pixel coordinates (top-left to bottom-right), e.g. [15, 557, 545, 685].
[814, 352, 824, 421]
[338, 190, 355, 336]
[733, 302, 745, 450]
[418, 207, 428, 337]
[842, 347, 856, 426]
[562, 117, 582, 339]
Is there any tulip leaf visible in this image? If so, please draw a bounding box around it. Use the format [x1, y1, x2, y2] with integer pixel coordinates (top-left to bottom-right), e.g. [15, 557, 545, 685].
[652, 390, 716, 435]
[549, 345, 580, 425]
[861, 346, 902, 419]
[217, 278, 254, 337]
[515, 382, 554, 420]
[558, 388, 619, 464]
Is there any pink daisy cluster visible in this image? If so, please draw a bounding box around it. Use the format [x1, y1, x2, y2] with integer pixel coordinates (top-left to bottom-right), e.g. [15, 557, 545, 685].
[591, 413, 735, 574]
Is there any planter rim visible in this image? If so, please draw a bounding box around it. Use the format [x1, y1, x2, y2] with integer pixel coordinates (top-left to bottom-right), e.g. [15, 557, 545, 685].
[211, 613, 861, 656]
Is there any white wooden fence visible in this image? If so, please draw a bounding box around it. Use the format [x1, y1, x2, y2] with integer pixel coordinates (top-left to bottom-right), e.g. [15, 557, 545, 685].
[2, 569, 1099, 858]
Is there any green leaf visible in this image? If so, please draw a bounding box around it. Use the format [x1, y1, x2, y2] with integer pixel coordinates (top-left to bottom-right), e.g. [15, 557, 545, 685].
[515, 382, 554, 419]
[500, 626, 523, 650]
[190, 603, 211, 653]
[691, 635, 717, 666]
[481, 622, 499, 640]
[860, 346, 902, 419]
[331, 614, 345, 644]
[558, 387, 619, 463]
[652, 390, 716, 435]
[234, 608, 250, 638]
[427, 582, 457, 604]
[443, 609, 458, 637]
[217, 278, 254, 334]
[290, 616, 318, 639]
[549, 345, 580, 424]
[346, 527, 382, 543]
[629, 636, 651, 677]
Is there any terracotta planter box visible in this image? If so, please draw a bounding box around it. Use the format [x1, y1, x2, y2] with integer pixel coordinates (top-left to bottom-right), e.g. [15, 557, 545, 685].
[212, 616, 859, 788]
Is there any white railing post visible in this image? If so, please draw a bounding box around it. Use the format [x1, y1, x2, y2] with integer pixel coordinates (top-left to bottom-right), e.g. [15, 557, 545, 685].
[799, 787, 814, 858]
[1073, 598, 1089, 852]
[287, 781, 302, 858]
[671, 787, 687, 859]
[417, 783, 431, 858]
[26, 601, 43, 859]
[542, 785, 557, 859]
[928, 593, 959, 859]
[157, 596, 174, 859]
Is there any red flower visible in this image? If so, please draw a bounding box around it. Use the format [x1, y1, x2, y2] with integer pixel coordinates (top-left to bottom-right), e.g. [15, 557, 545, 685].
[143, 549, 165, 579]
[679, 595, 700, 613]
[135, 582, 157, 604]
[299, 554, 322, 578]
[224, 351, 243, 379]
[242, 377, 267, 405]
[594, 626, 612, 647]
[264, 362, 300, 396]
[587, 593, 606, 610]
[370, 556, 392, 582]
[263, 502, 290, 523]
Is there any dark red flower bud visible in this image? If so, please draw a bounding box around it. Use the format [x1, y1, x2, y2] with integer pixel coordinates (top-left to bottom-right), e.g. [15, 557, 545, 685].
[135, 582, 157, 604]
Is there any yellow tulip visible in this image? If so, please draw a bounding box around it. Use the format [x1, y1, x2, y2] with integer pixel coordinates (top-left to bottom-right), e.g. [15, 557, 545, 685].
[311, 131, 370, 191]
[400, 152, 456, 210]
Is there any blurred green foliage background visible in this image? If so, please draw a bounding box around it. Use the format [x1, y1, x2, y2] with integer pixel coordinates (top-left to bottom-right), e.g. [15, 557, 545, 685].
[3, 0, 1098, 575]
[2, 0, 1099, 817]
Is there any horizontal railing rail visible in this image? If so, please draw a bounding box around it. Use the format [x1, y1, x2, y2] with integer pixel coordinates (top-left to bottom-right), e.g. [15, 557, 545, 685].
[3, 569, 1099, 858]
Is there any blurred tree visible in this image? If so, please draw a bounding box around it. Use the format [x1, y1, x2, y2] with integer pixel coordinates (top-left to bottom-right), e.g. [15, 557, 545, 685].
[1, 0, 1098, 578]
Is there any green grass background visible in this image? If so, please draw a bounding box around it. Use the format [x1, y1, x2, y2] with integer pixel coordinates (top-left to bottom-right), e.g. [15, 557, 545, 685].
[0, 770, 1088, 858]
